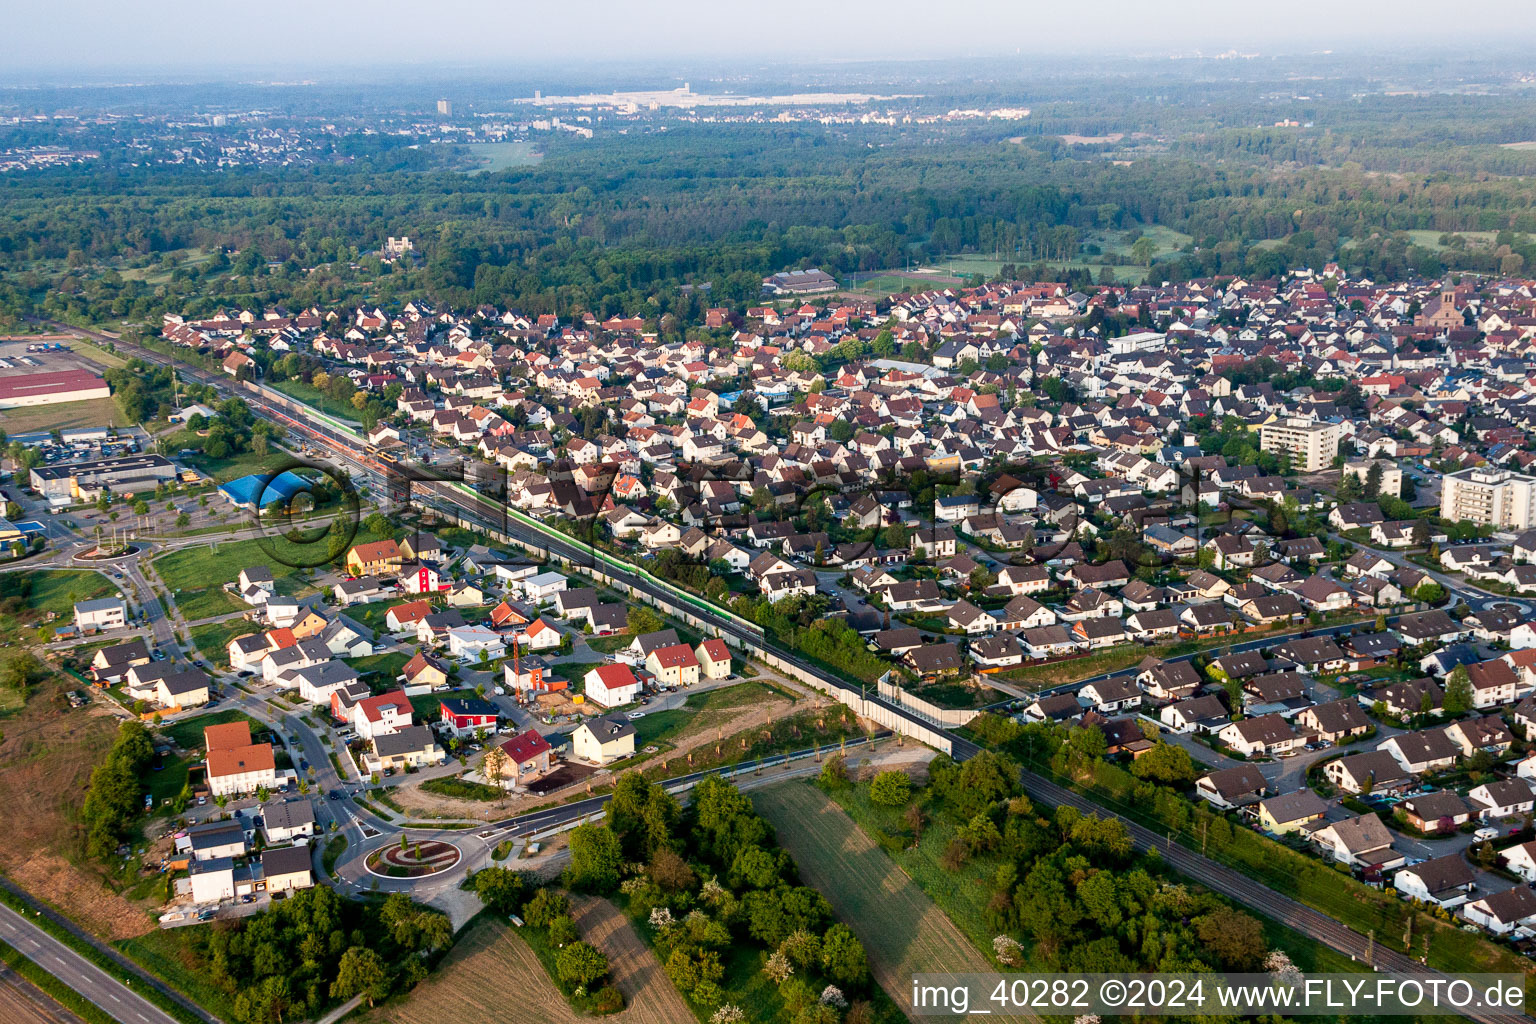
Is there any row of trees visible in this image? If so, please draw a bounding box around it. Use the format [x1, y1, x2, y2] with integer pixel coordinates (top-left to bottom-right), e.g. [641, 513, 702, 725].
[78, 720, 154, 861]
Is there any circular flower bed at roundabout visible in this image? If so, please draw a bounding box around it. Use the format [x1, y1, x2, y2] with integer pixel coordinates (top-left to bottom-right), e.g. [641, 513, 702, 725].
[364, 838, 462, 878]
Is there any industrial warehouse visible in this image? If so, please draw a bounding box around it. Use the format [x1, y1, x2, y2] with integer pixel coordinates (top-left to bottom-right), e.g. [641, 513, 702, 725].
[28, 453, 181, 504]
[0, 368, 111, 408]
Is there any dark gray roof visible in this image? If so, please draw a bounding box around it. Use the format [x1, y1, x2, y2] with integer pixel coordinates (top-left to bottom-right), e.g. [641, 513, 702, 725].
[261, 845, 313, 877]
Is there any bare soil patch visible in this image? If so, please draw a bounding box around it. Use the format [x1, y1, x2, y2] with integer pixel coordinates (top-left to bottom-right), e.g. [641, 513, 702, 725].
[371, 903, 689, 1024]
[572, 897, 693, 1024]
[0, 683, 151, 940]
[367, 917, 573, 1024]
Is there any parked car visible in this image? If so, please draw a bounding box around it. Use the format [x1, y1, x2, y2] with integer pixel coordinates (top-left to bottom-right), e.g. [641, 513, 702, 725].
[1474, 827, 1500, 842]
[626, 711, 646, 720]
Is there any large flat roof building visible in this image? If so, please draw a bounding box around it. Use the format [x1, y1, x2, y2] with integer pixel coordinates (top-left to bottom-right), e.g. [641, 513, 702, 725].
[1258, 417, 1341, 473]
[1441, 467, 1536, 531]
[29, 453, 178, 501]
[0, 368, 110, 409]
[762, 268, 837, 296]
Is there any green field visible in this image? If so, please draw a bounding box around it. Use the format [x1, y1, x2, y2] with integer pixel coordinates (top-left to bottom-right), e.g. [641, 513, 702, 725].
[268, 379, 364, 422]
[937, 251, 1148, 284]
[172, 586, 248, 622]
[190, 618, 259, 668]
[0, 397, 124, 434]
[824, 779, 1001, 953]
[0, 568, 117, 640]
[460, 141, 543, 173]
[154, 536, 325, 629]
[1405, 229, 1498, 251]
[174, 447, 294, 485]
[751, 783, 1031, 1023]
[843, 272, 960, 295]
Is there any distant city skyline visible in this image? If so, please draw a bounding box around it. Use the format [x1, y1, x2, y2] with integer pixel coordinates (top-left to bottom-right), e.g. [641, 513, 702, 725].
[8, 0, 1536, 78]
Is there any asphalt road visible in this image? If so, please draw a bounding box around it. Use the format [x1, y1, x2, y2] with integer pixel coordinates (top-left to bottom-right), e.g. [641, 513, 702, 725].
[0, 905, 175, 1024]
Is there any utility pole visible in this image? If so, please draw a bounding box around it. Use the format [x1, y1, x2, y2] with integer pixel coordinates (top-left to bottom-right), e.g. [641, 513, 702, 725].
[1365, 929, 1375, 967]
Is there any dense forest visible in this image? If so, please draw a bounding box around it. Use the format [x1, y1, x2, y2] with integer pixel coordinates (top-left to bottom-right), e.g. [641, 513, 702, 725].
[7, 61, 1536, 327]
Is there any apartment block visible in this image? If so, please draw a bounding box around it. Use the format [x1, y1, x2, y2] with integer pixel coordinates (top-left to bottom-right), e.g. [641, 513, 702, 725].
[1441, 468, 1536, 530]
[1259, 418, 1341, 472]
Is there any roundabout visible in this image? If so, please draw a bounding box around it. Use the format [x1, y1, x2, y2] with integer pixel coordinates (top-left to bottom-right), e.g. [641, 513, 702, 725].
[73, 543, 141, 561]
[364, 838, 462, 879]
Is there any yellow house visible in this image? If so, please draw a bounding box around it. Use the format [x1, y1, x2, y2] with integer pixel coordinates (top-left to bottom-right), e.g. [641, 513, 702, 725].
[646, 644, 701, 687]
[290, 610, 329, 639]
[924, 452, 962, 473]
[695, 638, 733, 680]
[345, 539, 403, 576]
[1256, 790, 1328, 835]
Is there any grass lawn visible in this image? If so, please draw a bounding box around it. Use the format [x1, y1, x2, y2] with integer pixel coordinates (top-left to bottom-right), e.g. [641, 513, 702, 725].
[0, 397, 123, 434]
[911, 678, 1008, 709]
[0, 568, 116, 641]
[175, 447, 294, 485]
[994, 645, 1150, 687]
[160, 708, 260, 751]
[268, 379, 363, 423]
[345, 651, 410, 682]
[408, 688, 476, 721]
[584, 634, 633, 655]
[146, 753, 192, 807]
[631, 708, 692, 747]
[339, 601, 391, 634]
[154, 535, 326, 626]
[420, 776, 501, 801]
[172, 586, 247, 622]
[460, 141, 543, 173]
[632, 681, 784, 747]
[190, 618, 259, 668]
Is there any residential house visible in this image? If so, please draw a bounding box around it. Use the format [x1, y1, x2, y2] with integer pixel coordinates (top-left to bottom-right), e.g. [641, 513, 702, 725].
[1467, 778, 1536, 822]
[571, 717, 637, 764]
[491, 730, 554, 786]
[1256, 789, 1329, 835]
[1195, 765, 1269, 809]
[1324, 750, 1414, 796]
[584, 664, 643, 707]
[1393, 855, 1476, 909]
[1308, 814, 1405, 871]
[1295, 700, 1371, 744]
[1463, 886, 1536, 935]
[1378, 731, 1461, 775]
[1219, 713, 1301, 757]
[1397, 790, 1473, 834]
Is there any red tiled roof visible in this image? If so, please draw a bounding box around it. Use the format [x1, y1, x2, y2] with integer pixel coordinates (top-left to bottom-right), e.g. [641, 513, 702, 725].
[500, 729, 552, 762]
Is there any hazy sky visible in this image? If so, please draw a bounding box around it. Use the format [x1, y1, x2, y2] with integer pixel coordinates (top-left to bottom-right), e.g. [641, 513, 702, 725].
[9, 0, 1529, 76]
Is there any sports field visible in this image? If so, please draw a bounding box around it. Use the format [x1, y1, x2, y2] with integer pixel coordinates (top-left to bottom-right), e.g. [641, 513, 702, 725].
[752, 783, 1035, 1023]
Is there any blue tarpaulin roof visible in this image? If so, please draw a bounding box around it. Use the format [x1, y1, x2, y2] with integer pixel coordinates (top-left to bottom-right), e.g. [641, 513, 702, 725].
[218, 471, 308, 508]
